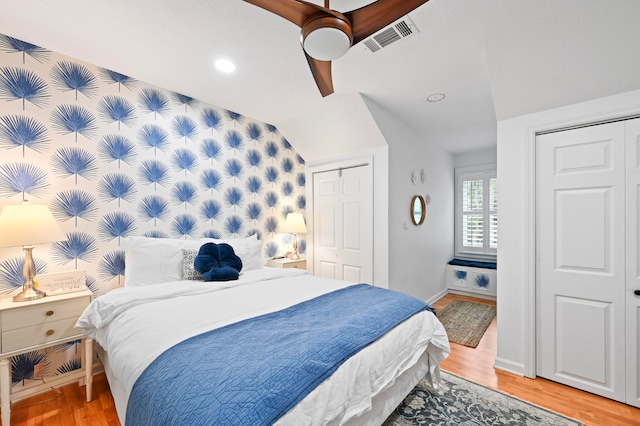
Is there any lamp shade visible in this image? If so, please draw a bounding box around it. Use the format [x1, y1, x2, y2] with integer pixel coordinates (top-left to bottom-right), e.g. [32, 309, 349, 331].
[0, 202, 66, 248]
[281, 212, 307, 234]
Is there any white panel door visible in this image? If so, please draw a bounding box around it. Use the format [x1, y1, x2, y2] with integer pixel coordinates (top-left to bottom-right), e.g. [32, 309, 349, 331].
[313, 165, 373, 283]
[626, 118, 640, 408]
[536, 122, 626, 402]
[313, 170, 340, 279]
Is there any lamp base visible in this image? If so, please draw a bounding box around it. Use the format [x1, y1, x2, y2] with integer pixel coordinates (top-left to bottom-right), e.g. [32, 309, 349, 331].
[13, 286, 46, 302]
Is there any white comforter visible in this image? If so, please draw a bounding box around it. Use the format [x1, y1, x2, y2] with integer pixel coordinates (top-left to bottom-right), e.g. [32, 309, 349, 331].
[77, 268, 450, 425]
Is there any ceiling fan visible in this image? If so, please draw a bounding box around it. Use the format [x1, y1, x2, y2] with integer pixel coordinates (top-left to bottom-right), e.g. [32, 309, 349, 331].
[244, 0, 430, 97]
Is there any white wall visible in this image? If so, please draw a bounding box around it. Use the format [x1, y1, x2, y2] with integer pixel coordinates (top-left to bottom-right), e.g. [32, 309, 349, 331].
[454, 147, 497, 168]
[496, 89, 640, 376]
[363, 98, 454, 302]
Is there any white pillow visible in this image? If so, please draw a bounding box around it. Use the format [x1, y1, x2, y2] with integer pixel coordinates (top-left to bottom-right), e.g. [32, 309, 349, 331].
[215, 235, 264, 272]
[124, 235, 263, 286]
[124, 236, 217, 287]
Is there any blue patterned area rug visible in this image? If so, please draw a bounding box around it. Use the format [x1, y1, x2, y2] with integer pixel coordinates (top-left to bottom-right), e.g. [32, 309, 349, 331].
[384, 371, 582, 426]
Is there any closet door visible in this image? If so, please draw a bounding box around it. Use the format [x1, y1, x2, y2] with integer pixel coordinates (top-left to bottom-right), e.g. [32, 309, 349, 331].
[626, 118, 640, 408]
[313, 165, 372, 283]
[536, 122, 626, 402]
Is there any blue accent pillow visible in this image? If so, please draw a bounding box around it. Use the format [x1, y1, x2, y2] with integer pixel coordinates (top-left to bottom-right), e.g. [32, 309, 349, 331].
[194, 243, 243, 281]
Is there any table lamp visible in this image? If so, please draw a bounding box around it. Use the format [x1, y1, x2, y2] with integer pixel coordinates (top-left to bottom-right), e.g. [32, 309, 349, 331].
[281, 212, 307, 260]
[0, 201, 66, 302]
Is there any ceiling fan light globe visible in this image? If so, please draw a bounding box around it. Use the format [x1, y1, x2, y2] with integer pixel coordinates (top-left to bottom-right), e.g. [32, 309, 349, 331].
[301, 15, 353, 61]
[303, 27, 351, 61]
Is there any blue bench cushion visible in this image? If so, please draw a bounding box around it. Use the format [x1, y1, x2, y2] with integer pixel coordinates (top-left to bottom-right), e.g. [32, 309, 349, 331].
[448, 258, 497, 269]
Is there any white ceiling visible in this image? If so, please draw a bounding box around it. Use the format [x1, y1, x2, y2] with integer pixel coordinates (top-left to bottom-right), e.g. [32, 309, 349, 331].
[1, 0, 639, 160]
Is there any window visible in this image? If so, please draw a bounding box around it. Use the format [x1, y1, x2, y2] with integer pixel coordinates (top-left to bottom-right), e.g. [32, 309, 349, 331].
[455, 164, 497, 259]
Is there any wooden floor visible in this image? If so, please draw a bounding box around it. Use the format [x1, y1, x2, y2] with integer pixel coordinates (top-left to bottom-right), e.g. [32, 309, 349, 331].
[6, 293, 640, 425]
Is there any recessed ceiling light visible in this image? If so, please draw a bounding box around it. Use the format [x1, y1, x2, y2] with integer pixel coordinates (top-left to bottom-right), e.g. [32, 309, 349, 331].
[214, 59, 236, 73]
[427, 93, 445, 102]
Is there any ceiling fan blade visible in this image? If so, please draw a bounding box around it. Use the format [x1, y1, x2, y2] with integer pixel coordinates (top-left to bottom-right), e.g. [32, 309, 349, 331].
[243, 0, 325, 28]
[344, 0, 430, 45]
[304, 52, 334, 97]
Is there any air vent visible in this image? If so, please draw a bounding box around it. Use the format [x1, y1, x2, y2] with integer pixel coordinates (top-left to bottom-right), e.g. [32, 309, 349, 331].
[363, 16, 418, 53]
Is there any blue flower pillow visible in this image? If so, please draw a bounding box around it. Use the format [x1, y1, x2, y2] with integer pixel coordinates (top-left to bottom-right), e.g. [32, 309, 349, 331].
[194, 243, 243, 281]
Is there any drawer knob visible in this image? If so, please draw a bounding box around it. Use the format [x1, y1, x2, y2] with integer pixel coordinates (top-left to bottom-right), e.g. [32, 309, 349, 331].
[46, 310, 54, 316]
[46, 330, 55, 336]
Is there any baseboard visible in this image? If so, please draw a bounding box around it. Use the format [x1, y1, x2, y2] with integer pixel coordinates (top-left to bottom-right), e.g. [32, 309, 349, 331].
[425, 288, 448, 305]
[447, 289, 496, 301]
[494, 357, 525, 376]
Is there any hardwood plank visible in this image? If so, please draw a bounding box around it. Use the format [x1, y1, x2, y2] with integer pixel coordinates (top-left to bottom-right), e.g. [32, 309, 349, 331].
[5, 293, 640, 425]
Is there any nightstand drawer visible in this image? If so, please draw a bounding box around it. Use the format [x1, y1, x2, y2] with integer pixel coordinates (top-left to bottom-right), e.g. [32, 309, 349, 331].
[1, 316, 81, 353]
[1, 297, 89, 332]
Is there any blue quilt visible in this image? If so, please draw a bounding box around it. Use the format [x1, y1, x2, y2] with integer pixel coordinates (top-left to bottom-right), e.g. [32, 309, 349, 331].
[126, 284, 434, 426]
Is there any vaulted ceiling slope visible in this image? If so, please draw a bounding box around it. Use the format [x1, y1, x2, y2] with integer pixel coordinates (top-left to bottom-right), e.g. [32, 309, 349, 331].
[0, 0, 639, 161]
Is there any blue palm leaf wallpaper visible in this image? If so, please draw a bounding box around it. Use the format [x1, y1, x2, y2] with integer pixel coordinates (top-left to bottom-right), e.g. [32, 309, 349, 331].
[51, 146, 98, 185]
[98, 95, 136, 130]
[172, 213, 198, 239]
[0, 162, 48, 198]
[281, 157, 294, 175]
[138, 195, 170, 225]
[50, 61, 97, 100]
[246, 149, 262, 169]
[200, 199, 222, 224]
[51, 189, 98, 225]
[172, 148, 198, 176]
[172, 115, 198, 143]
[98, 212, 137, 243]
[12, 351, 49, 385]
[225, 129, 244, 152]
[139, 159, 170, 189]
[99, 68, 136, 92]
[0, 35, 49, 64]
[0, 67, 49, 110]
[51, 231, 98, 268]
[201, 108, 223, 134]
[0, 32, 306, 331]
[265, 166, 279, 186]
[200, 169, 222, 193]
[282, 181, 294, 197]
[139, 88, 170, 119]
[226, 110, 242, 124]
[246, 176, 262, 197]
[224, 186, 244, 211]
[200, 138, 222, 164]
[98, 250, 125, 283]
[98, 173, 137, 206]
[50, 104, 97, 142]
[139, 123, 169, 154]
[0, 114, 49, 155]
[175, 93, 196, 111]
[246, 122, 262, 143]
[265, 141, 279, 162]
[98, 134, 136, 168]
[225, 215, 244, 236]
[225, 158, 243, 181]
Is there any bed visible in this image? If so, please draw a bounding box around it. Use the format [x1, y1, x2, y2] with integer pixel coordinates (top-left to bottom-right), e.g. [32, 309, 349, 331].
[76, 236, 450, 425]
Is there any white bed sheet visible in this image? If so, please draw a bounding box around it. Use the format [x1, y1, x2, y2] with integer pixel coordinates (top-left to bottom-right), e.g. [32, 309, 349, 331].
[78, 269, 450, 425]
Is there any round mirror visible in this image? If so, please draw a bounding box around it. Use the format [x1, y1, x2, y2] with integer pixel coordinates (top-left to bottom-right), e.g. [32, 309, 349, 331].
[411, 195, 426, 225]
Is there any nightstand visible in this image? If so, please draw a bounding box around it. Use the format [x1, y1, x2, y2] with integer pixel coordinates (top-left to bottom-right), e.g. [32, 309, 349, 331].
[0, 288, 93, 426]
[267, 258, 307, 270]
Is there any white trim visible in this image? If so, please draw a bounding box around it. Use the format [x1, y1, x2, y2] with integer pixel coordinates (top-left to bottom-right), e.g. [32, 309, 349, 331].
[425, 288, 448, 306]
[306, 148, 388, 287]
[494, 357, 525, 376]
[454, 163, 497, 260]
[504, 89, 640, 379]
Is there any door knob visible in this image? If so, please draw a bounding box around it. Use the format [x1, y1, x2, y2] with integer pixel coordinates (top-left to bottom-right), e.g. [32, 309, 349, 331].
[635, 290, 640, 296]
